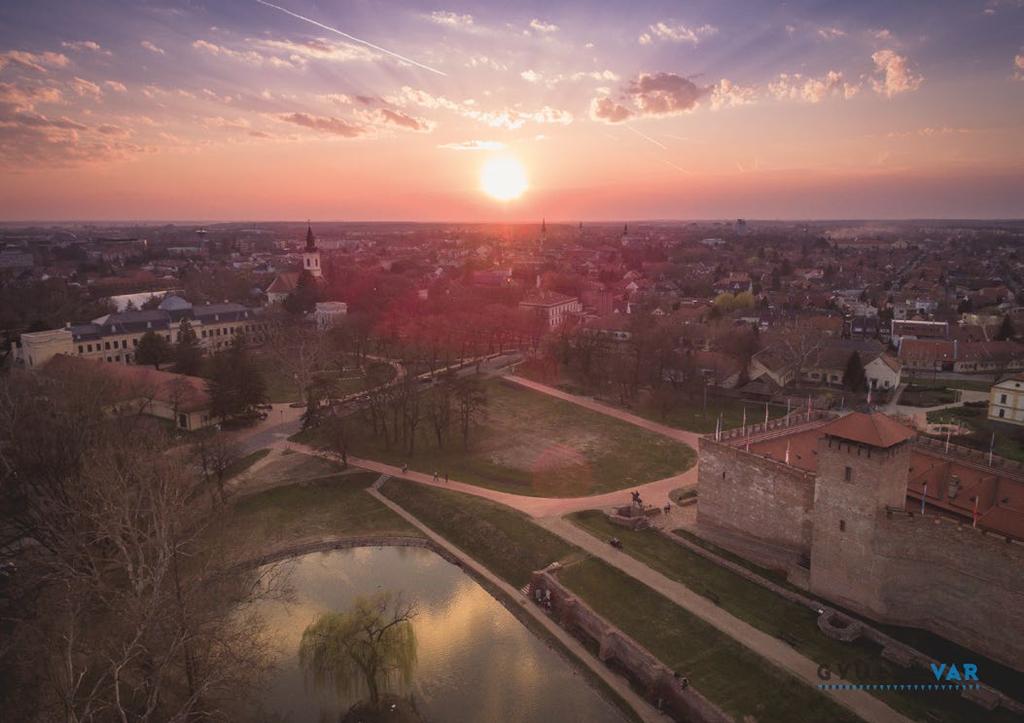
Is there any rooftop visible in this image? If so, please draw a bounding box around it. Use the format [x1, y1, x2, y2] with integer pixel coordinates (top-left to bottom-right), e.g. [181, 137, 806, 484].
[820, 412, 916, 449]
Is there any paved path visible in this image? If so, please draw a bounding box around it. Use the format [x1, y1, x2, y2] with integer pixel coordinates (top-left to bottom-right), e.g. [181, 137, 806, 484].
[282, 443, 696, 518]
[366, 486, 671, 723]
[537, 517, 911, 723]
[504, 375, 702, 448]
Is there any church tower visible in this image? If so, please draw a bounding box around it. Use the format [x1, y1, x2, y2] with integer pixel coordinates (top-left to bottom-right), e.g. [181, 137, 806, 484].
[303, 222, 322, 278]
[540, 218, 547, 249]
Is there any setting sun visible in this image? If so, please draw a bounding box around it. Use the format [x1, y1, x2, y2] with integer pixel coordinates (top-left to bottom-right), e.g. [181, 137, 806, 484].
[480, 156, 528, 202]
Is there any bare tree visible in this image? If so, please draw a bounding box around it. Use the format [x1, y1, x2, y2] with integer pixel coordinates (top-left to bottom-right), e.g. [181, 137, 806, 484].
[192, 433, 243, 505]
[453, 375, 488, 450]
[0, 368, 282, 722]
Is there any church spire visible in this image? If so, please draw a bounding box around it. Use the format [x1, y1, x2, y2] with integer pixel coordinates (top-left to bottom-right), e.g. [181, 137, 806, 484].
[305, 221, 316, 251]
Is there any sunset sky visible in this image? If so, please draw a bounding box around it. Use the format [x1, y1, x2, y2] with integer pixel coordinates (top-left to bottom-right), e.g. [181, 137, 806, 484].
[1, 0, 1022, 221]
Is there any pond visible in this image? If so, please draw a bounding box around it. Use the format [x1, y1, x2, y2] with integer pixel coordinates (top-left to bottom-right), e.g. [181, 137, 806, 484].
[252, 546, 627, 722]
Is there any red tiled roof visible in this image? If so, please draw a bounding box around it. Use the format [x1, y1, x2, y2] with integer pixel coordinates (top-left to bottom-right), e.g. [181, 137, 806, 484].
[45, 355, 211, 412]
[821, 412, 915, 449]
[266, 271, 299, 294]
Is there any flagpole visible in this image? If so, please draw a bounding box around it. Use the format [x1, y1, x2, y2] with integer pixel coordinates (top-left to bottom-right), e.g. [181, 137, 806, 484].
[988, 431, 995, 466]
[944, 428, 950, 453]
[921, 482, 927, 515]
[972, 495, 979, 528]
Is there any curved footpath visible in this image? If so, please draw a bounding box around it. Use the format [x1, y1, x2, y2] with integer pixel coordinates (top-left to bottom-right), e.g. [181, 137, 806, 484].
[247, 375, 910, 723]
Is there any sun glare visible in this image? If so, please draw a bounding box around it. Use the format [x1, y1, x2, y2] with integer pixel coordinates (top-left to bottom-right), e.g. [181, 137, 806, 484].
[480, 156, 528, 202]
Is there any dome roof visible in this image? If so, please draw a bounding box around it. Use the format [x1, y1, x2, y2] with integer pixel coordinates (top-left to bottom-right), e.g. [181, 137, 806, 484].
[158, 295, 192, 311]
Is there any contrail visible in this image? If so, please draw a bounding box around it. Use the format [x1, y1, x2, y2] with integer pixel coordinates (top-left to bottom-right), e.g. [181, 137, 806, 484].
[253, 0, 447, 76]
[626, 124, 667, 150]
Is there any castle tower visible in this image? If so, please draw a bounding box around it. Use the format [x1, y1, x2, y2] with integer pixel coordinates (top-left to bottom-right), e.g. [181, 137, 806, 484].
[540, 218, 547, 249]
[809, 412, 915, 614]
[303, 222, 322, 278]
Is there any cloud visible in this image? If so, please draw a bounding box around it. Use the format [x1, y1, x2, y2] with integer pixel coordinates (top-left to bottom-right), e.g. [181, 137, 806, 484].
[202, 116, 251, 130]
[816, 26, 846, 40]
[277, 111, 368, 137]
[0, 50, 69, 73]
[0, 81, 64, 112]
[429, 11, 474, 28]
[627, 72, 709, 115]
[872, 28, 893, 41]
[378, 107, 434, 132]
[192, 39, 301, 68]
[590, 72, 711, 123]
[390, 86, 572, 130]
[710, 79, 757, 110]
[522, 68, 619, 87]
[61, 40, 110, 55]
[140, 40, 165, 55]
[529, 19, 559, 33]
[1015, 52, 1024, 80]
[589, 96, 634, 123]
[253, 37, 381, 65]
[437, 140, 505, 151]
[96, 124, 130, 136]
[871, 50, 922, 97]
[769, 70, 859, 103]
[639, 22, 717, 45]
[104, 80, 127, 93]
[70, 77, 103, 98]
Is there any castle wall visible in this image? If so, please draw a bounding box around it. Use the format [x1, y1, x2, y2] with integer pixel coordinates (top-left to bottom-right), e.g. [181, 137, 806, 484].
[873, 513, 1024, 671]
[697, 438, 815, 569]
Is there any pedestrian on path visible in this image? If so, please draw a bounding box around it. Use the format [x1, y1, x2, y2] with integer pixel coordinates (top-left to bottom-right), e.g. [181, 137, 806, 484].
[433, 471, 439, 483]
[445, 471, 449, 484]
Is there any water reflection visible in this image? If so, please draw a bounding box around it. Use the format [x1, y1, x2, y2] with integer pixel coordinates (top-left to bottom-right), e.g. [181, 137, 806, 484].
[252, 547, 625, 722]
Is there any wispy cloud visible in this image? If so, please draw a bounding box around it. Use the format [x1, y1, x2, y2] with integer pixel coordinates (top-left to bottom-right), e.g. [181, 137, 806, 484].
[639, 22, 717, 45]
[140, 40, 165, 55]
[437, 140, 504, 151]
[253, 0, 447, 76]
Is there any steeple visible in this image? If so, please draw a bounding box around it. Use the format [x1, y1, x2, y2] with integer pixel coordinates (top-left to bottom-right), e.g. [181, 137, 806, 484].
[305, 221, 316, 252]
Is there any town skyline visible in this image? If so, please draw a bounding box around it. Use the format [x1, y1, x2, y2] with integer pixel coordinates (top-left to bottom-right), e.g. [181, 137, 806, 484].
[2, 0, 1023, 220]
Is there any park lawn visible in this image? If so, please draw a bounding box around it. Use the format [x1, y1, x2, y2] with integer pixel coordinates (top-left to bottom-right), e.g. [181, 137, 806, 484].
[558, 557, 861, 723]
[899, 384, 959, 407]
[223, 448, 270, 480]
[379, 481, 860, 722]
[570, 512, 1018, 723]
[634, 395, 788, 433]
[214, 470, 420, 555]
[336, 378, 695, 497]
[226, 352, 395, 404]
[927, 403, 1024, 463]
[379, 477, 577, 587]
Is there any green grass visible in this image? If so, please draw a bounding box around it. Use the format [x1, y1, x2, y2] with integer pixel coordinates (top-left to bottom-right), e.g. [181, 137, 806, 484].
[245, 451, 345, 488]
[559, 557, 861, 723]
[570, 512, 1018, 723]
[378, 482, 864, 722]
[379, 477, 576, 587]
[306, 377, 695, 497]
[900, 384, 959, 407]
[219, 352, 395, 404]
[214, 471, 419, 553]
[927, 403, 1024, 463]
[223, 448, 270, 480]
[635, 395, 788, 433]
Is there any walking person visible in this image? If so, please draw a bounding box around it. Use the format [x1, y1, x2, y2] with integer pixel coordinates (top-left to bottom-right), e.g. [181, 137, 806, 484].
[444, 471, 449, 484]
[433, 471, 439, 483]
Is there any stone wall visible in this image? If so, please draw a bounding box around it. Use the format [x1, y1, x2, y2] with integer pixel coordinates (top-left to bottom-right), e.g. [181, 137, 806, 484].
[697, 437, 816, 569]
[530, 570, 733, 723]
[872, 512, 1024, 672]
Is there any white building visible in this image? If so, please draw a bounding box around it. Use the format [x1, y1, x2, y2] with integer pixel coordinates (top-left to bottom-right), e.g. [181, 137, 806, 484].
[988, 374, 1024, 426]
[313, 301, 348, 330]
[519, 291, 582, 329]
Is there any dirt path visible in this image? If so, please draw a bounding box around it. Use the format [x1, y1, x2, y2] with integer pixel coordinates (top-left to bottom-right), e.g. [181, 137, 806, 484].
[503, 375, 701, 448]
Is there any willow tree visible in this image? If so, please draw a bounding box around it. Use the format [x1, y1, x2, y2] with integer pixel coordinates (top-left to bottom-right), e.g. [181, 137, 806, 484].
[299, 592, 417, 711]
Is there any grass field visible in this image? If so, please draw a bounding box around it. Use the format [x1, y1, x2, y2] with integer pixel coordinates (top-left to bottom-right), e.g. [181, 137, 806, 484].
[213, 463, 419, 556]
[571, 511, 1019, 723]
[315, 378, 695, 497]
[234, 352, 396, 404]
[518, 362, 787, 433]
[927, 403, 1024, 463]
[378, 481, 863, 722]
[379, 477, 577, 586]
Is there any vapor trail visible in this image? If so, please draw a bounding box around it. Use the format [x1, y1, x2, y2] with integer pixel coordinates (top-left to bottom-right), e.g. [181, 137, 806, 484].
[253, 0, 447, 76]
[626, 124, 667, 150]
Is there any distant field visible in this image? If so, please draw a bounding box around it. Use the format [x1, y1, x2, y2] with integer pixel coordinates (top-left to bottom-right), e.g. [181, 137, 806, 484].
[302, 377, 695, 497]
